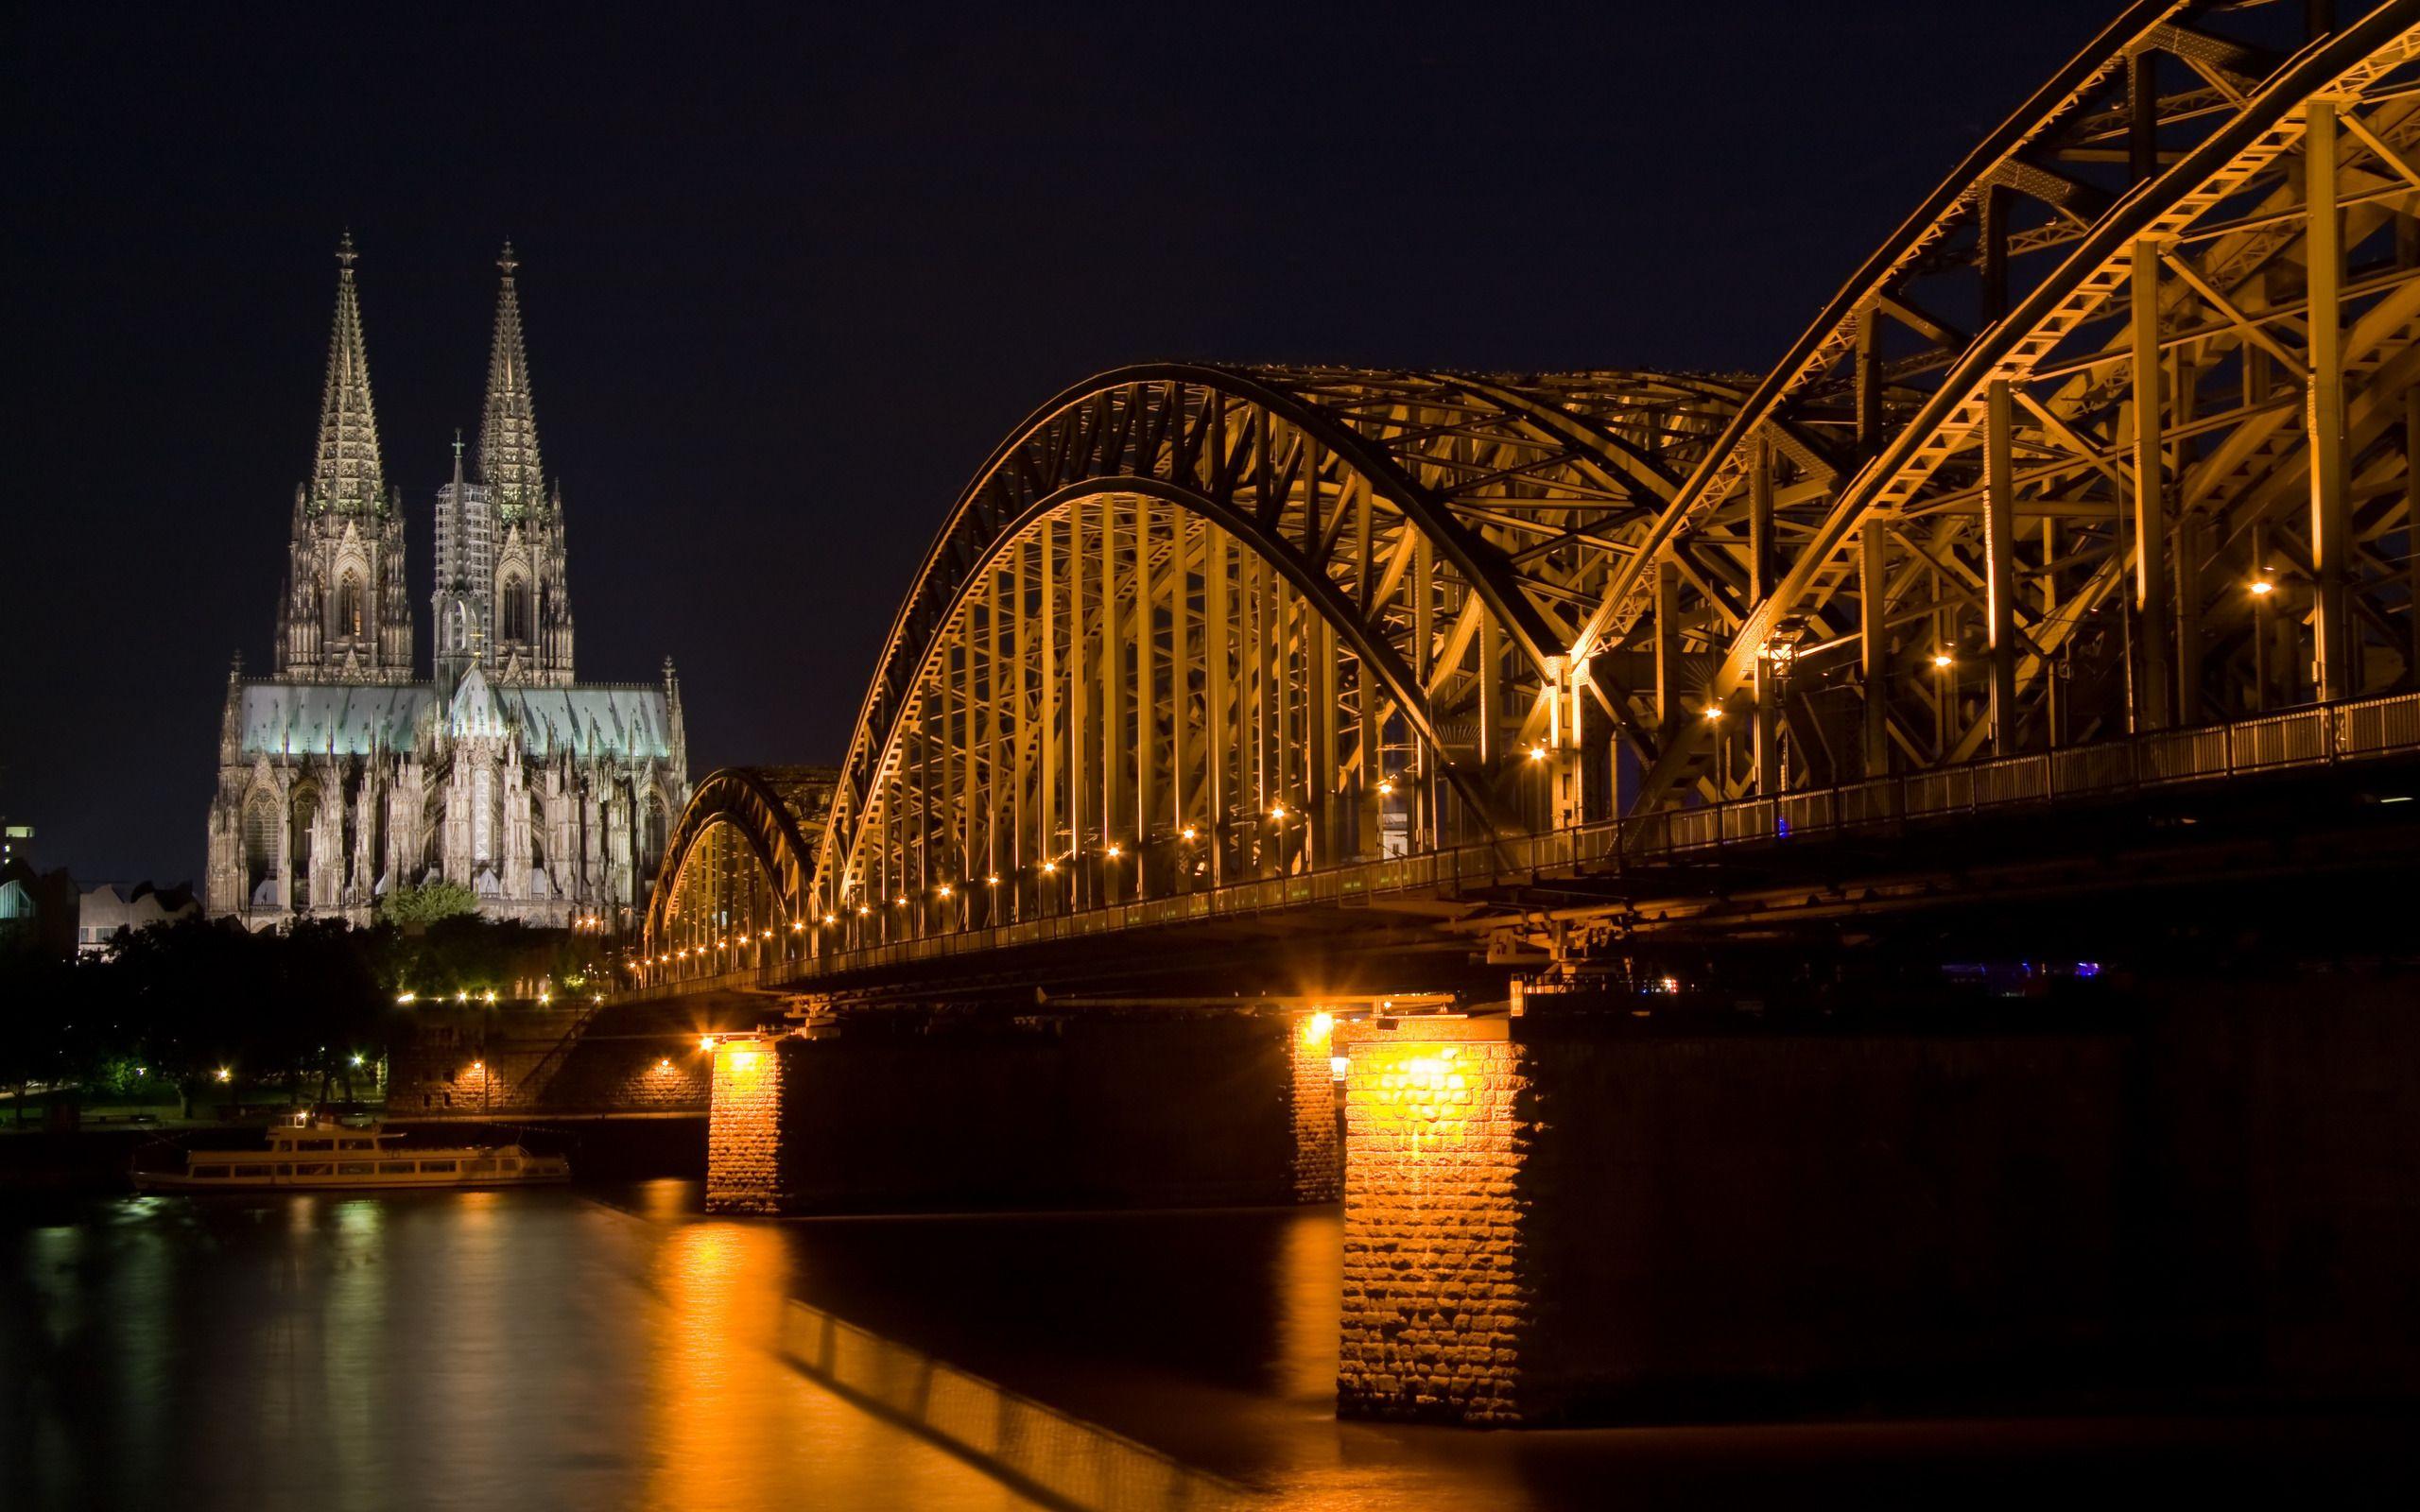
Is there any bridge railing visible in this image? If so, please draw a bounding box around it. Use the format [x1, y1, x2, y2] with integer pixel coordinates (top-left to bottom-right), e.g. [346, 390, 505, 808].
[628, 691, 2419, 994]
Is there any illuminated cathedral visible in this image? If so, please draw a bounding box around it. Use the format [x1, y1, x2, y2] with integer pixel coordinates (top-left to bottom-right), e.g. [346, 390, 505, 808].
[203, 237, 688, 928]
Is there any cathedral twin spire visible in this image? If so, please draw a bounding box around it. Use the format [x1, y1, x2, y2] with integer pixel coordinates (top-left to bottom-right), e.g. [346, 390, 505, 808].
[279, 234, 570, 687]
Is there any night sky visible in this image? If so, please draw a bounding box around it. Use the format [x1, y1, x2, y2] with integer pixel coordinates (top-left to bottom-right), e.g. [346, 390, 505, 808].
[9, 1, 2124, 884]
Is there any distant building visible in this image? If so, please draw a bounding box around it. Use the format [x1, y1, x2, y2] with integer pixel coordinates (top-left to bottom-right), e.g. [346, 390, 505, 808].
[77, 881, 200, 957]
[0, 858, 78, 956]
[203, 238, 689, 930]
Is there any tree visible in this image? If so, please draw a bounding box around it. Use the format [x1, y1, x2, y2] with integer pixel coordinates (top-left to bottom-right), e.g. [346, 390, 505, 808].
[375, 881, 479, 928]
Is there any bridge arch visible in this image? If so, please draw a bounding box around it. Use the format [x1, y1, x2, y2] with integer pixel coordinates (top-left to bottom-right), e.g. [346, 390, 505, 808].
[1585, 2, 2420, 807]
[639, 765, 836, 981]
[810, 364, 1763, 938]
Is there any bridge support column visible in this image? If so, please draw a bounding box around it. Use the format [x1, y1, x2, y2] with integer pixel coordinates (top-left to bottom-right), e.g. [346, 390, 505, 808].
[1338, 1017, 1529, 1422]
[1288, 1010, 1343, 1202]
[705, 1033, 787, 1214]
[705, 1007, 1343, 1215]
[1340, 983, 2420, 1427]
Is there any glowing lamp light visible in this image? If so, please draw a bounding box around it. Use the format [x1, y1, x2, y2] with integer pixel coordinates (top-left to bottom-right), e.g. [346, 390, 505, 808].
[986, 875, 999, 886]
[1330, 1055, 1350, 1082]
[396, 991, 416, 1005]
[856, 904, 872, 916]
[215, 1067, 232, 1083]
[1105, 843, 1123, 860]
[1376, 779, 1394, 797]
[823, 913, 837, 924]
[2249, 576, 2276, 596]
[1305, 1010, 1334, 1042]
[656, 1057, 672, 1072]
[1269, 803, 1287, 820]
[791, 921, 805, 932]
[1041, 860, 1058, 875]
[350, 1054, 365, 1067]
[894, 896, 908, 907]
[1932, 651, 1954, 669]
[456, 990, 470, 1004]
[761, 929, 772, 939]
[938, 884, 954, 898]
[470, 1060, 484, 1074]
[1181, 826, 1199, 842]
[700, 1036, 716, 1052]
[483, 990, 498, 1005]
[1702, 705, 1724, 723]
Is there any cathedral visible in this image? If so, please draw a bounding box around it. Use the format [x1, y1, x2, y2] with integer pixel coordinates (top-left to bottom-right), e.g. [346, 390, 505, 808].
[204, 237, 689, 929]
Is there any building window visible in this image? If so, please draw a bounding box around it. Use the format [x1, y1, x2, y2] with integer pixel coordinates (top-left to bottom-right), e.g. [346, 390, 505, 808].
[244, 796, 278, 898]
[475, 769, 493, 864]
[337, 576, 364, 639]
[501, 577, 530, 643]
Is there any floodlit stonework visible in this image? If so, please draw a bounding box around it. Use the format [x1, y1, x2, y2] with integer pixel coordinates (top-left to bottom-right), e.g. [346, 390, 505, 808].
[1338, 1017, 1528, 1423]
[203, 238, 687, 929]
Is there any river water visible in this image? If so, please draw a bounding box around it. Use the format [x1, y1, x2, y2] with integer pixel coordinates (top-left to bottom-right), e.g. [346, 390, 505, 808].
[4, 1181, 2409, 1510]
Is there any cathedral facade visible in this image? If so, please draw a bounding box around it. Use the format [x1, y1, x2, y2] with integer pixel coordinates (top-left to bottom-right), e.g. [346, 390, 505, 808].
[204, 238, 689, 929]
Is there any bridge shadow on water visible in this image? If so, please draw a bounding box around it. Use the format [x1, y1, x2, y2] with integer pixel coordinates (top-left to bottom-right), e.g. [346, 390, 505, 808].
[595, 1179, 2420, 1512]
[599, 1180, 1261, 1512]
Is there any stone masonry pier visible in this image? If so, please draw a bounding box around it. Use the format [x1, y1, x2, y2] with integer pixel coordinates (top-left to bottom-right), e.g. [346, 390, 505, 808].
[1339, 983, 2420, 1425]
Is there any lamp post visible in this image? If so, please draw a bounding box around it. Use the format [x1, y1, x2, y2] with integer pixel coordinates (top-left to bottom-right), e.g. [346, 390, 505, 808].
[1759, 615, 1809, 793]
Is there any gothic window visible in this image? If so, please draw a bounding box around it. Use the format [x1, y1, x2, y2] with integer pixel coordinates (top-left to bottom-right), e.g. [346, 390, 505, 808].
[244, 795, 277, 897]
[501, 577, 530, 643]
[645, 796, 668, 868]
[291, 785, 320, 895]
[475, 769, 494, 865]
[336, 577, 364, 639]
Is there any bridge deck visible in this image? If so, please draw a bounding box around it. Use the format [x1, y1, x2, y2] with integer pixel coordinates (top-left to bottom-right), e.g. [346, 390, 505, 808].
[623, 691, 2420, 1005]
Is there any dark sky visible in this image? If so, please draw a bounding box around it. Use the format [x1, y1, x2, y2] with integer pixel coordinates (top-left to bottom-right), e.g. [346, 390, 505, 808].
[8, 0, 2125, 883]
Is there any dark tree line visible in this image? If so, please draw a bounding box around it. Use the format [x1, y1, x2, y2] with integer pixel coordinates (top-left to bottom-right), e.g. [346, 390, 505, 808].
[0, 915, 606, 1114]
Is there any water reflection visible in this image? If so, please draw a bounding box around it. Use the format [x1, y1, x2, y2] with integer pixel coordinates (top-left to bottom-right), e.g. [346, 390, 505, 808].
[9, 1188, 2403, 1511]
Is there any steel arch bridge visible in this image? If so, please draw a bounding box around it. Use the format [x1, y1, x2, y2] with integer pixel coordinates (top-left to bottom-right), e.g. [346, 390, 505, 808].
[641, 0, 2420, 985]
[641, 765, 835, 971]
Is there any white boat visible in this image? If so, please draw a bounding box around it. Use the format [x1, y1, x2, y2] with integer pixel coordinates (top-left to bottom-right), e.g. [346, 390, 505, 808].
[133, 1116, 570, 1192]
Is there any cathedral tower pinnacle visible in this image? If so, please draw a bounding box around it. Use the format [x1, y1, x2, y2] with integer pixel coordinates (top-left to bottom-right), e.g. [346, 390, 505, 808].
[275, 233, 413, 682]
[478, 240, 544, 524]
[472, 242, 574, 685]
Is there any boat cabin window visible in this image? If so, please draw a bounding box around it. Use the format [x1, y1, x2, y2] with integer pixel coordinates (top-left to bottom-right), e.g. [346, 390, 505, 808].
[233, 1166, 270, 1178]
[338, 1139, 371, 1150]
[294, 1164, 330, 1177]
[337, 1162, 374, 1176]
[191, 1165, 230, 1178]
[419, 1160, 458, 1173]
[467, 1160, 496, 1174]
[295, 1139, 333, 1150]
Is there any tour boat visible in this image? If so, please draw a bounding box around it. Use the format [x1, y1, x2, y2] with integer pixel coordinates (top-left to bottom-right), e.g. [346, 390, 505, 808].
[133, 1116, 570, 1192]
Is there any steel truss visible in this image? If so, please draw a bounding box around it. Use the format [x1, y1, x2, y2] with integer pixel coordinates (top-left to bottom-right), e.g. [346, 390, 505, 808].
[643, 766, 833, 975]
[649, 1, 2420, 970]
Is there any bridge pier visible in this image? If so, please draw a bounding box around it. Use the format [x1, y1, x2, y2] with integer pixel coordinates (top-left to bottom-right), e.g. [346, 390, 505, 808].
[1339, 985, 2420, 1426]
[705, 1005, 1343, 1215]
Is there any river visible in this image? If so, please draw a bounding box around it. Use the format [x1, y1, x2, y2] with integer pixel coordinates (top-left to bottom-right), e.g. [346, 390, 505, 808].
[4, 1181, 2409, 1509]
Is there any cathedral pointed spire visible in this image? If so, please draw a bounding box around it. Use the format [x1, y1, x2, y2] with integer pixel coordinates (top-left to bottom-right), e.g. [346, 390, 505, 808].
[477, 240, 544, 523]
[310, 231, 387, 513]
